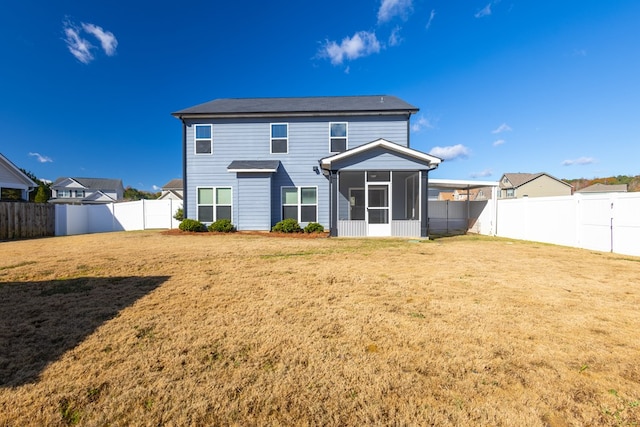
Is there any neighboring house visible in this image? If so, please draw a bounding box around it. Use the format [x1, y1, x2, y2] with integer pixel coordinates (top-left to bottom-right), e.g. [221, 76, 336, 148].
[575, 183, 628, 193]
[498, 173, 572, 199]
[172, 95, 443, 237]
[49, 177, 124, 204]
[158, 179, 184, 200]
[0, 153, 37, 201]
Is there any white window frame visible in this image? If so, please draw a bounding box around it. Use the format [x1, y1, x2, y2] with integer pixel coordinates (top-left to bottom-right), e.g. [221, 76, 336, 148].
[506, 188, 515, 198]
[271, 123, 288, 154]
[58, 189, 71, 198]
[196, 186, 232, 223]
[330, 122, 348, 153]
[194, 124, 213, 155]
[280, 186, 318, 223]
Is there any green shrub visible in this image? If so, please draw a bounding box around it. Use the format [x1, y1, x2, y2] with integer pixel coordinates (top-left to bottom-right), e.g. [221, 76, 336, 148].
[179, 218, 206, 232]
[173, 207, 184, 221]
[304, 222, 324, 233]
[208, 218, 235, 232]
[272, 218, 302, 233]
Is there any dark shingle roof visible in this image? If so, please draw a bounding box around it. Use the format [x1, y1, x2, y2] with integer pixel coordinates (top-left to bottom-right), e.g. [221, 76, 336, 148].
[172, 95, 418, 117]
[162, 179, 183, 190]
[52, 177, 123, 190]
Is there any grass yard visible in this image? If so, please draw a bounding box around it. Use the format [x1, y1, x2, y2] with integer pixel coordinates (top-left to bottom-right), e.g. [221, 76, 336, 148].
[0, 231, 639, 426]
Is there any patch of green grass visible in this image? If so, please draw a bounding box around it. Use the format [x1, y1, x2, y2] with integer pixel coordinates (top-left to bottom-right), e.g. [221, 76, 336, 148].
[135, 325, 155, 340]
[59, 397, 82, 425]
[0, 261, 37, 271]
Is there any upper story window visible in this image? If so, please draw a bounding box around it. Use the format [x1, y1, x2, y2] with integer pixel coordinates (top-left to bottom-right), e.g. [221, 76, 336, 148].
[330, 122, 347, 153]
[271, 123, 288, 154]
[195, 125, 212, 154]
[58, 190, 71, 198]
[74, 190, 85, 198]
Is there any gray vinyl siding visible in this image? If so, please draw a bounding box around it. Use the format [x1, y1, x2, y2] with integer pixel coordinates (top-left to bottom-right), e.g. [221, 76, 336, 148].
[184, 115, 410, 230]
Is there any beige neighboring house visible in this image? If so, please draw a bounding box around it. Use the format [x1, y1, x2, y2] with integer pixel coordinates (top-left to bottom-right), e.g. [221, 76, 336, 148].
[158, 179, 183, 200]
[498, 172, 573, 199]
[0, 153, 37, 201]
[575, 183, 628, 193]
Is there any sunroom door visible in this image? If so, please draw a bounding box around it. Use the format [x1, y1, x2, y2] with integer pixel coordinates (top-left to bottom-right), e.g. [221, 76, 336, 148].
[366, 183, 390, 236]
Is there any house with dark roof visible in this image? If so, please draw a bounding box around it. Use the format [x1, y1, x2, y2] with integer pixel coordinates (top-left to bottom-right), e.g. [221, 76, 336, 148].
[0, 153, 37, 201]
[498, 173, 572, 199]
[172, 95, 443, 237]
[158, 179, 184, 200]
[49, 177, 124, 204]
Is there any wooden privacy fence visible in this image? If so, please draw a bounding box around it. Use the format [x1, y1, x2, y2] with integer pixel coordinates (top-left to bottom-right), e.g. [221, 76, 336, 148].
[0, 202, 55, 240]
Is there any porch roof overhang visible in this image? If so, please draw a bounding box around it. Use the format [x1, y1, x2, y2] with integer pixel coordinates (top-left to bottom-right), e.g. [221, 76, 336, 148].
[428, 178, 500, 190]
[227, 160, 280, 173]
[319, 138, 442, 171]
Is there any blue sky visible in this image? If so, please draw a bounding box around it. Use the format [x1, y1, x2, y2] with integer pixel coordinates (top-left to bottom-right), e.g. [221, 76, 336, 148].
[1, 0, 639, 190]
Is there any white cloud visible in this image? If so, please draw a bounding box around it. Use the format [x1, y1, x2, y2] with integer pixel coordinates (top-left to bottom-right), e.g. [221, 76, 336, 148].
[470, 169, 493, 178]
[491, 123, 512, 134]
[28, 152, 53, 163]
[388, 26, 402, 47]
[562, 157, 596, 166]
[319, 31, 381, 65]
[152, 185, 161, 191]
[572, 48, 587, 57]
[426, 9, 436, 30]
[475, 4, 492, 18]
[429, 144, 469, 160]
[492, 139, 505, 147]
[81, 23, 118, 56]
[63, 22, 94, 64]
[378, 0, 413, 23]
[411, 115, 435, 132]
[63, 19, 117, 63]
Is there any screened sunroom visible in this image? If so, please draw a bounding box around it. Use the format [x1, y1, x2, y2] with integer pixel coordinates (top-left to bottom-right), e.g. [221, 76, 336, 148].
[320, 139, 441, 238]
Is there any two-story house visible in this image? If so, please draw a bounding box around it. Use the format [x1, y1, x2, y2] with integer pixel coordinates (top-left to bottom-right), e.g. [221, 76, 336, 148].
[172, 96, 442, 238]
[49, 177, 124, 204]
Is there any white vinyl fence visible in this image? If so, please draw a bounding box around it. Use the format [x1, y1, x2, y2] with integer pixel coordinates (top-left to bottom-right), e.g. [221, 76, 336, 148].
[492, 193, 640, 257]
[55, 199, 182, 236]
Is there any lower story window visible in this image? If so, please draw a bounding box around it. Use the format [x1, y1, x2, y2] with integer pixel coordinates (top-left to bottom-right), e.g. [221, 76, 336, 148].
[282, 187, 317, 222]
[197, 187, 232, 222]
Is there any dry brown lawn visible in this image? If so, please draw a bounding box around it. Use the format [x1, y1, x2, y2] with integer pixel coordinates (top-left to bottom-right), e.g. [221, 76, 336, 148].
[0, 231, 639, 426]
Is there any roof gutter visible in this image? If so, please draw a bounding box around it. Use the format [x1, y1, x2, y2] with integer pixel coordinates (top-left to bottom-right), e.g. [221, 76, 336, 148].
[172, 110, 417, 120]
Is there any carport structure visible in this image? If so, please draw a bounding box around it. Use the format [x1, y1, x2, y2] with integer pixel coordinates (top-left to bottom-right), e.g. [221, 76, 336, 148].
[428, 179, 499, 236]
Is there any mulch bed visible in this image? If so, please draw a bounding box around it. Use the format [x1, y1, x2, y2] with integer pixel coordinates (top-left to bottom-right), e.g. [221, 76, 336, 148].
[162, 229, 330, 238]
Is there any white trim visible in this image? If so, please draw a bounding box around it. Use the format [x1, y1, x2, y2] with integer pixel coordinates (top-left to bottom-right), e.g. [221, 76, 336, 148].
[270, 123, 288, 155]
[227, 168, 278, 173]
[428, 178, 500, 189]
[320, 138, 442, 169]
